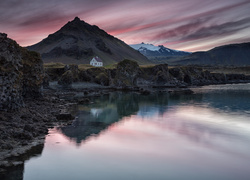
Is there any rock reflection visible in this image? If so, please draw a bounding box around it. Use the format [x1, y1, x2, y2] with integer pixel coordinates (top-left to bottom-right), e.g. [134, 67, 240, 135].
[0, 144, 44, 180]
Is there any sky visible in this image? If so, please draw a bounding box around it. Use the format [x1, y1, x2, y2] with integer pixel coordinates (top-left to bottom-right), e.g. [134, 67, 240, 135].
[0, 0, 250, 52]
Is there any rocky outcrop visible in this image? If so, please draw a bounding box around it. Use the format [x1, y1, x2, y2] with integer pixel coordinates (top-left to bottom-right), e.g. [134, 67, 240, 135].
[113, 59, 140, 87]
[0, 33, 24, 110]
[21, 49, 44, 98]
[44, 60, 250, 90]
[169, 66, 250, 86]
[58, 70, 73, 86]
[0, 33, 44, 111]
[58, 64, 79, 86]
[139, 64, 170, 85]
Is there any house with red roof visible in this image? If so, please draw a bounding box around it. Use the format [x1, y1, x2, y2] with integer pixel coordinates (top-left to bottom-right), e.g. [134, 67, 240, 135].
[90, 56, 103, 67]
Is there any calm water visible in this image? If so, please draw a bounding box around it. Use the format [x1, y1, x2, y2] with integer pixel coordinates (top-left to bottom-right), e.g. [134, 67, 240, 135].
[12, 84, 250, 179]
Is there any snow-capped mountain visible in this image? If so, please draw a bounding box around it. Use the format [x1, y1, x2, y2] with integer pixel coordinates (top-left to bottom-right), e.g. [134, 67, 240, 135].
[130, 42, 191, 57]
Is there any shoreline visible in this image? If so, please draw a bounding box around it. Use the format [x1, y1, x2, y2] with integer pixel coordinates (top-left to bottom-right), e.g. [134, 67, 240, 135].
[1, 81, 250, 175]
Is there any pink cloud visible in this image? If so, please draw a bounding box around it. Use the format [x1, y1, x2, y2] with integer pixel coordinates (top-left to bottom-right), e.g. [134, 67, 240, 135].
[0, 0, 250, 51]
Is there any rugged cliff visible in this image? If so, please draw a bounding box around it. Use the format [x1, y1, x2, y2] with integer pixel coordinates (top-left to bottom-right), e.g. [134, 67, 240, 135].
[0, 33, 44, 111]
[45, 60, 250, 89]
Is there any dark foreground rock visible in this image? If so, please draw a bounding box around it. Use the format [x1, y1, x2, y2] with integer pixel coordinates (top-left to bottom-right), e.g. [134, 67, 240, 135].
[0, 33, 44, 111]
[0, 90, 76, 174]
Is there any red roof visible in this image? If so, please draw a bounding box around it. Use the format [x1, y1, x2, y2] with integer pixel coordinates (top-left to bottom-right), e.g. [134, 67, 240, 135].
[93, 56, 102, 62]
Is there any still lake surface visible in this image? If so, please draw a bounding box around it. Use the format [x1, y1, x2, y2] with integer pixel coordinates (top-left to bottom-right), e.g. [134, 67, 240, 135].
[22, 84, 250, 180]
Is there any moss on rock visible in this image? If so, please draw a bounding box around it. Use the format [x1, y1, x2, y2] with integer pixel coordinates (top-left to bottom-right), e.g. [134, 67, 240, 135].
[113, 59, 140, 87]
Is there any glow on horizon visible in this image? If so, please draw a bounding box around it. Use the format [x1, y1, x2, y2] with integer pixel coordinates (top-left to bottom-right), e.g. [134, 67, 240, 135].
[1, 0, 250, 52]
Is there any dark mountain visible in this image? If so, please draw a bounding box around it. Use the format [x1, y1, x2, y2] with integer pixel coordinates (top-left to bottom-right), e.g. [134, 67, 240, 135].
[27, 17, 150, 65]
[168, 42, 250, 66]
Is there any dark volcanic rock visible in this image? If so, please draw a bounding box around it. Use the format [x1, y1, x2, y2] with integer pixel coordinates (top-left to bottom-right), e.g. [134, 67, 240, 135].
[56, 113, 75, 120]
[113, 59, 140, 87]
[152, 64, 170, 85]
[42, 73, 50, 88]
[21, 50, 44, 98]
[0, 33, 44, 110]
[77, 98, 90, 104]
[58, 70, 73, 86]
[64, 64, 79, 82]
[0, 33, 24, 110]
[138, 64, 170, 86]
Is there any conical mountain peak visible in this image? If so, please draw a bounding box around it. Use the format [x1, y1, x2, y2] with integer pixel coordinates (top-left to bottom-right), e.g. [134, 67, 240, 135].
[28, 18, 150, 65]
[73, 16, 81, 22]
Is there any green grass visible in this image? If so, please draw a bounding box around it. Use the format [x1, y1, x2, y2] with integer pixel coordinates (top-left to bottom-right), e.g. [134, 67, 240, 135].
[104, 63, 118, 69]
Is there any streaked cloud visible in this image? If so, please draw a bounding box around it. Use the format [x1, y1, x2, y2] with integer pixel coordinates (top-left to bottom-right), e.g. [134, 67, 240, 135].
[0, 0, 249, 51]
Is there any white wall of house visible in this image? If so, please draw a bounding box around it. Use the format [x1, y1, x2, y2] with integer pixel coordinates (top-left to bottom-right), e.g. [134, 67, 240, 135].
[90, 58, 103, 67]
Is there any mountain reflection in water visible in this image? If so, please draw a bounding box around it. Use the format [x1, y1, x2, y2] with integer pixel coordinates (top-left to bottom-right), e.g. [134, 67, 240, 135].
[8, 84, 250, 180]
[58, 92, 173, 145]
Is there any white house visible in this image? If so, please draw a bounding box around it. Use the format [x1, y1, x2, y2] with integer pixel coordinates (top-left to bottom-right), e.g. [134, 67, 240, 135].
[90, 56, 103, 67]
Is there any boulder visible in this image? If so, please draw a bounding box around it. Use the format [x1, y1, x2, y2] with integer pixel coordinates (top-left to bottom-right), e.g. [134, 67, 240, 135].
[21, 50, 44, 98]
[95, 72, 109, 86]
[42, 73, 50, 88]
[152, 64, 170, 85]
[64, 64, 79, 81]
[113, 59, 140, 87]
[58, 70, 73, 86]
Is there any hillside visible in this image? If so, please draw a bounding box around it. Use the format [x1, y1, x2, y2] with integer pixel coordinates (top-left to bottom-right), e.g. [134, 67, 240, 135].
[27, 17, 150, 65]
[168, 42, 250, 66]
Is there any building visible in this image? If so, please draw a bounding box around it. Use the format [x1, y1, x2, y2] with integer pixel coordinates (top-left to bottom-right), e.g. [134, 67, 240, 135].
[90, 56, 103, 67]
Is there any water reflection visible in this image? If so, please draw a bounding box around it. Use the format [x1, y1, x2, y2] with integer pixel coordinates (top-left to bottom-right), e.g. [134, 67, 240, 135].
[59, 92, 171, 144]
[192, 83, 250, 112]
[59, 84, 250, 147]
[5, 84, 250, 180]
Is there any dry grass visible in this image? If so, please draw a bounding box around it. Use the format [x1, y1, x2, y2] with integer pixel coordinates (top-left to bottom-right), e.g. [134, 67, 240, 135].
[78, 64, 94, 70]
[139, 64, 156, 68]
[44, 62, 65, 68]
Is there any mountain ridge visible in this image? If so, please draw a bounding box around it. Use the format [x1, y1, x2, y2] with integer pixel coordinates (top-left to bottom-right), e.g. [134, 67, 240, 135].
[129, 42, 191, 64]
[27, 17, 150, 65]
[130, 42, 191, 57]
[167, 42, 250, 66]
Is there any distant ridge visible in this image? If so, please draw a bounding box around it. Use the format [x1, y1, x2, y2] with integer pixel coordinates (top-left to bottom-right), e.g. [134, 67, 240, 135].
[168, 42, 250, 66]
[130, 42, 190, 64]
[27, 17, 150, 65]
[130, 42, 191, 57]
